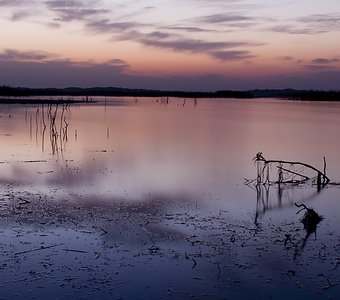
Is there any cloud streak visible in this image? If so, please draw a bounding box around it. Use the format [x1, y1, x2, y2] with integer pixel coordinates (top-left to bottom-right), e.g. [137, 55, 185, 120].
[0, 49, 56, 62]
[86, 19, 142, 33]
[0, 0, 28, 6]
[211, 50, 255, 61]
[268, 13, 340, 35]
[139, 38, 249, 53]
[312, 58, 339, 64]
[270, 25, 326, 35]
[1, 0, 265, 63]
[86, 16, 260, 61]
[298, 14, 340, 29]
[195, 13, 258, 29]
[135, 31, 260, 61]
[44, 0, 109, 22]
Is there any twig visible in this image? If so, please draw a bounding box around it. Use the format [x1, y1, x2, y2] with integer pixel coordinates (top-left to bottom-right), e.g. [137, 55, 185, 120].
[295, 203, 308, 214]
[18, 197, 31, 205]
[100, 227, 108, 236]
[19, 160, 47, 163]
[37, 170, 54, 174]
[63, 248, 88, 254]
[152, 206, 158, 215]
[331, 259, 340, 270]
[322, 276, 337, 290]
[192, 258, 197, 269]
[216, 263, 221, 279]
[15, 243, 64, 255]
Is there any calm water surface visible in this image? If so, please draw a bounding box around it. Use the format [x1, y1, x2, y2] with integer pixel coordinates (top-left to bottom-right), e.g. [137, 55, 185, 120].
[1, 98, 340, 213]
[0, 97, 339, 299]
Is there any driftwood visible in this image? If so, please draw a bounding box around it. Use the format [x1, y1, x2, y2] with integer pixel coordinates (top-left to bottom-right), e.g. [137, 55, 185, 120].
[248, 152, 331, 222]
[293, 203, 323, 259]
[253, 152, 330, 189]
[15, 243, 64, 255]
[295, 203, 323, 234]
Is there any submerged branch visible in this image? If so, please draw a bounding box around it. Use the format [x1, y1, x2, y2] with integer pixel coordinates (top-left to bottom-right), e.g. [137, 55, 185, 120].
[15, 243, 64, 255]
[253, 152, 330, 186]
[295, 203, 323, 234]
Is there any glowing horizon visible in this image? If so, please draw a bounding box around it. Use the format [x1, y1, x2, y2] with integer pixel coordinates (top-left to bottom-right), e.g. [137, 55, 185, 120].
[0, 0, 339, 91]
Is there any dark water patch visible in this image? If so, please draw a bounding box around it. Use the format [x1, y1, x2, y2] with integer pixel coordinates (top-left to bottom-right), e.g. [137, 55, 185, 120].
[0, 188, 339, 299]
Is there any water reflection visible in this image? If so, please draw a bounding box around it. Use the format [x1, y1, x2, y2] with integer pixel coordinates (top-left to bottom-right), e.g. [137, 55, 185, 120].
[252, 183, 325, 223]
[247, 152, 331, 226]
[1, 98, 340, 299]
[292, 203, 324, 259]
[246, 151, 330, 260]
[1, 97, 340, 209]
[26, 104, 71, 155]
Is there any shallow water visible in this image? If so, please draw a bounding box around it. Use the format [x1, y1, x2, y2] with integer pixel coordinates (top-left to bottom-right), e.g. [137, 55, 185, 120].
[0, 97, 339, 299]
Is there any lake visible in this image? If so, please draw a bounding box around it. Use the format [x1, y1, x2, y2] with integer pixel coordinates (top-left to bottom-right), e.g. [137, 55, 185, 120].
[0, 97, 339, 299]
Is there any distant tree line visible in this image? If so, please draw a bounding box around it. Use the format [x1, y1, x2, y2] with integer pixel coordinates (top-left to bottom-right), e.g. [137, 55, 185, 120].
[1, 85, 340, 101]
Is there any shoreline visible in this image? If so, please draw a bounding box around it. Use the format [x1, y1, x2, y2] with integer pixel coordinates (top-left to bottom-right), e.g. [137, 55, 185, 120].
[0, 98, 88, 104]
[1, 86, 340, 101]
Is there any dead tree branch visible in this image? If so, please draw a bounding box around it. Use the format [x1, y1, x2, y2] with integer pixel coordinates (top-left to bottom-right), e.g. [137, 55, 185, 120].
[253, 152, 330, 187]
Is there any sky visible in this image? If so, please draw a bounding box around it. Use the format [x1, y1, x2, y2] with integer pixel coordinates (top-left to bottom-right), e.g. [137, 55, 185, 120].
[0, 0, 340, 91]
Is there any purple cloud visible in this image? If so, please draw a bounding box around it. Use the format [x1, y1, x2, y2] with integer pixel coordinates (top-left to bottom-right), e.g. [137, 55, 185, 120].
[86, 18, 260, 61]
[0, 49, 56, 62]
[44, 0, 80, 8]
[0, 0, 265, 64]
[196, 13, 256, 27]
[86, 19, 141, 33]
[0, 0, 28, 6]
[44, 0, 109, 23]
[160, 25, 214, 33]
[138, 35, 259, 61]
[269, 13, 340, 36]
[211, 50, 255, 61]
[277, 56, 294, 61]
[311, 58, 339, 64]
[11, 11, 31, 21]
[139, 38, 247, 53]
[299, 14, 340, 27]
[270, 25, 326, 35]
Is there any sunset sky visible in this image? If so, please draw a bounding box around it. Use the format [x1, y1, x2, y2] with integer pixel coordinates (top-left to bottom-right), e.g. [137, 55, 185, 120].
[0, 0, 340, 91]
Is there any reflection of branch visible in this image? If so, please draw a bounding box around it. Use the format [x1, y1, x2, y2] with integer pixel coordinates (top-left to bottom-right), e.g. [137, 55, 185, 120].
[253, 183, 323, 221]
[293, 231, 311, 260]
[28, 103, 72, 156]
[293, 203, 323, 259]
[192, 258, 197, 269]
[63, 117, 69, 141]
[42, 121, 46, 152]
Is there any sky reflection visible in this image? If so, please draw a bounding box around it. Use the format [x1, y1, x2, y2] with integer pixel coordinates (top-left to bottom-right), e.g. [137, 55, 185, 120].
[1, 98, 340, 299]
[1, 98, 340, 206]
